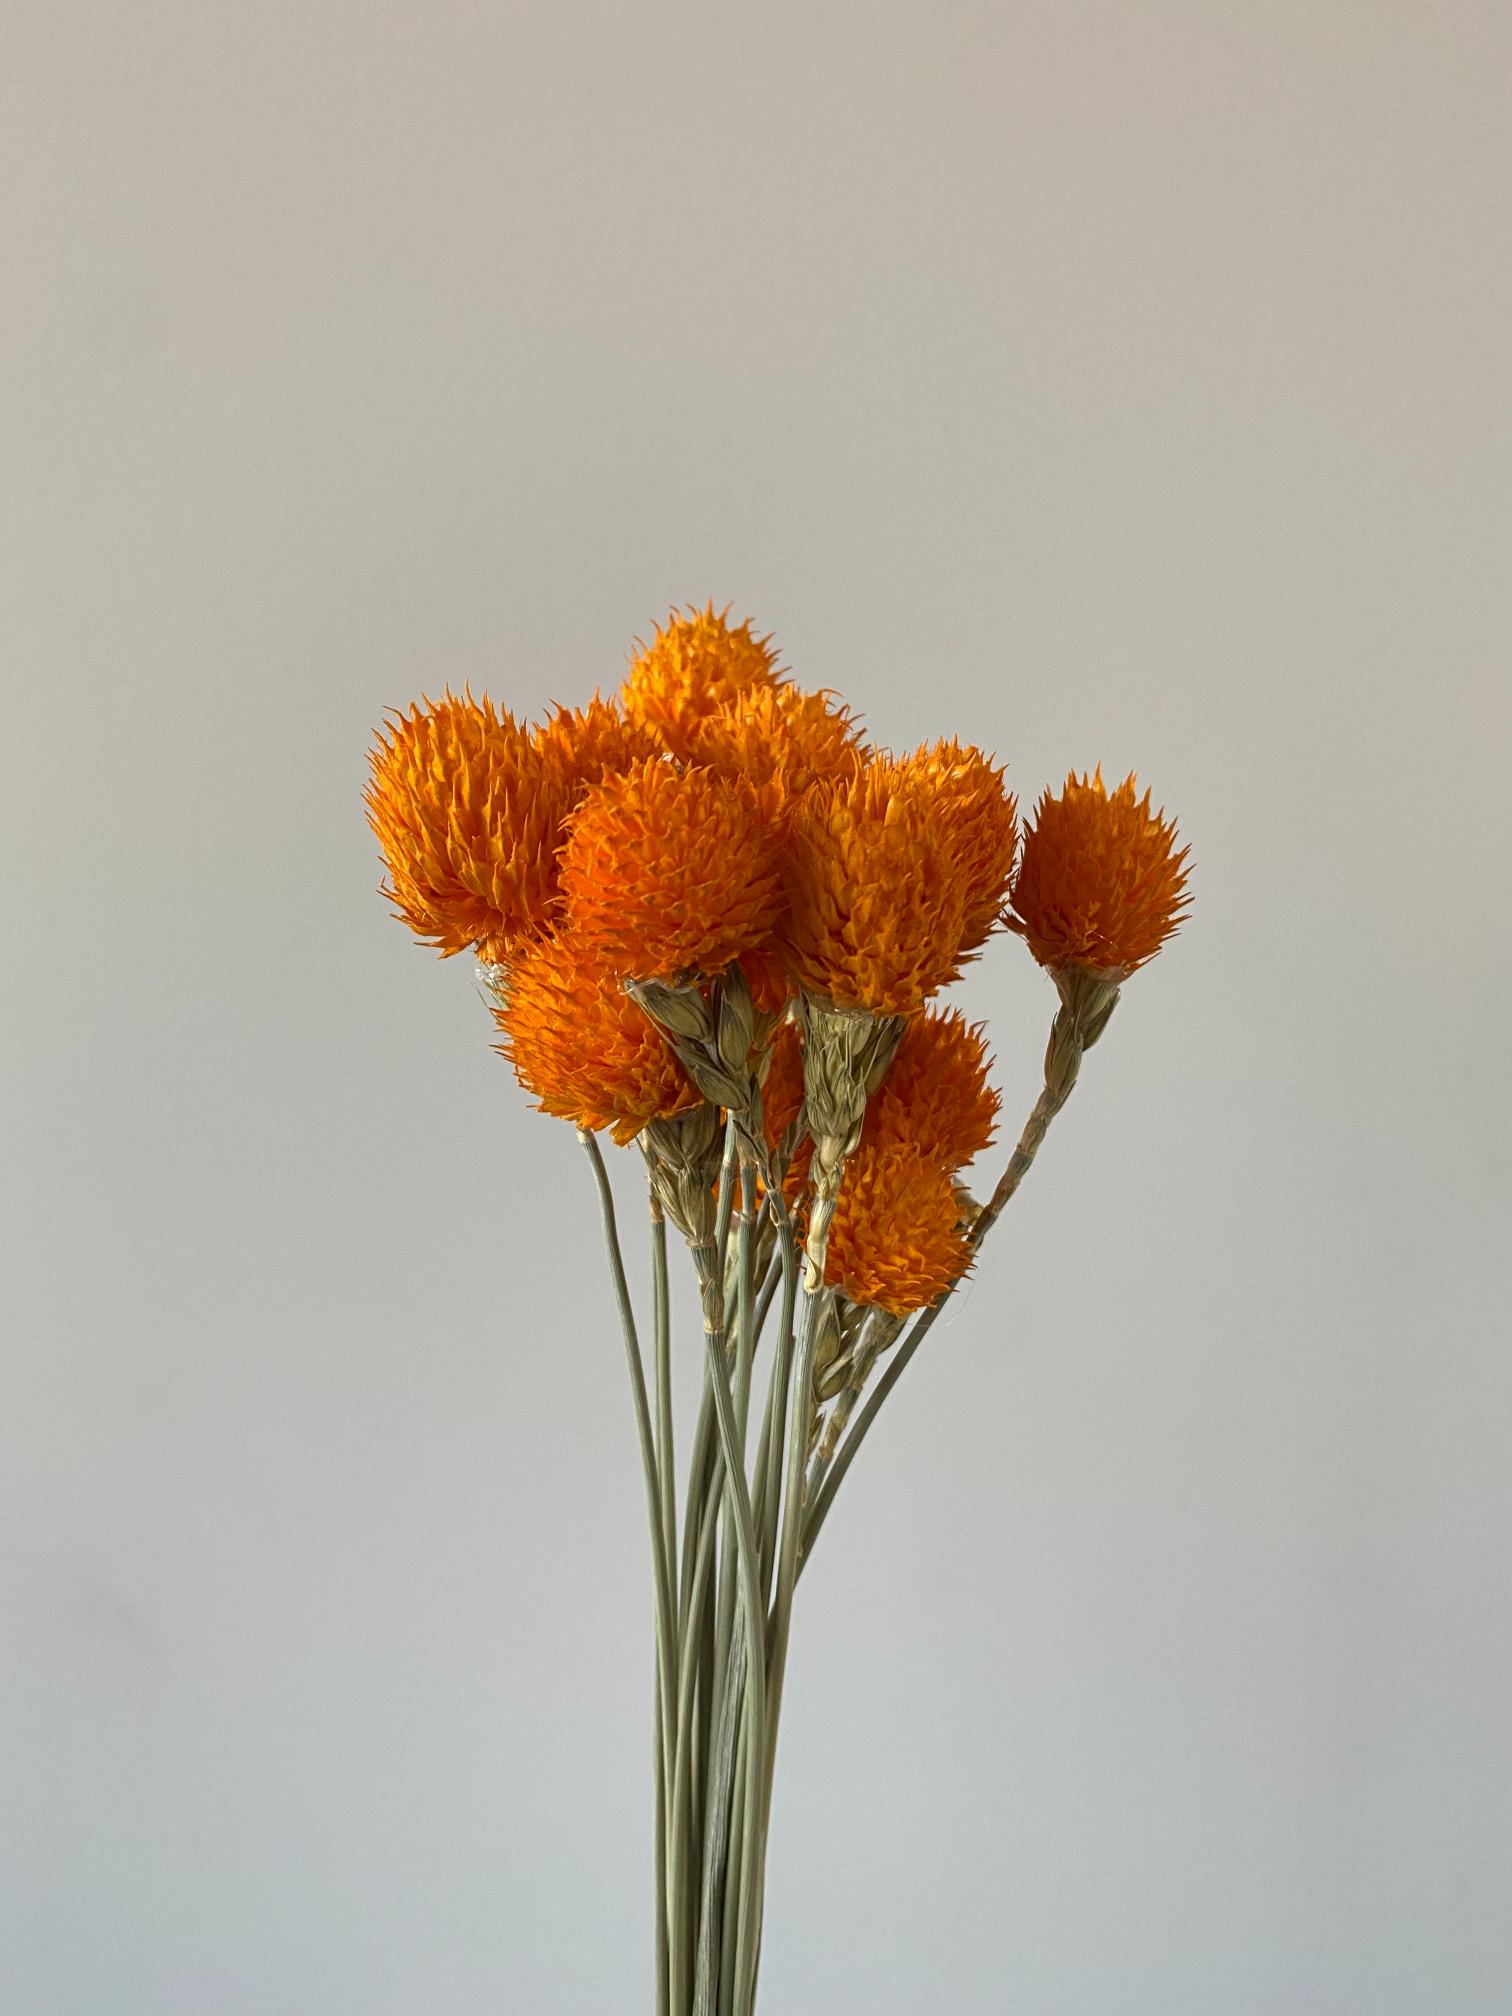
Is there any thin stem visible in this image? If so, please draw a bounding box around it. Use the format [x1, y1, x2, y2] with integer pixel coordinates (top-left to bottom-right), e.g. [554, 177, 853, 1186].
[718, 1688, 749, 2016]
[654, 1686, 671, 2016]
[691, 1236, 768, 2016]
[699, 1164, 766, 2015]
[693, 1620, 746, 2016]
[652, 1204, 676, 1595]
[751, 1176, 837, 2010]
[753, 1249, 783, 1347]
[671, 1462, 722, 2003]
[680, 1396, 717, 1628]
[578, 1132, 679, 2011]
[649, 1201, 678, 2016]
[713, 1125, 738, 1257]
[753, 1191, 802, 1607]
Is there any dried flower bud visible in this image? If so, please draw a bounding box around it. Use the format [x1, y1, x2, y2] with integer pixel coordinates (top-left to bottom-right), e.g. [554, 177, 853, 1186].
[625, 977, 716, 1044]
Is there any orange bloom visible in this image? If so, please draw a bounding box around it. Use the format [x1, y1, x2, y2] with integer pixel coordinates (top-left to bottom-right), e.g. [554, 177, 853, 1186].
[825, 1143, 971, 1314]
[494, 930, 699, 1144]
[868, 1008, 998, 1173]
[366, 693, 574, 960]
[687, 683, 863, 834]
[906, 741, 1017, 955]
[1009, 768, 1190, 973]
[622, 605, 782, 759]
[531, 695, 660, 800]
[778, 750, 971, 1015]
[559, 758, 785, 982]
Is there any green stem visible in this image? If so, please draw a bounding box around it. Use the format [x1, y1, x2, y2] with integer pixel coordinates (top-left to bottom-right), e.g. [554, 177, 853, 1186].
[697, 1163, 765, 2015]
[718, 1684, 749, 2016]
[691, 1236, 768, 2016]
[694, 1620, 745, 2016]
[652, 1204, 676, 1594]
[671, 1460, 722, 2004]
[578, 1132, 678, 2012]
[753, 1199, 801, 1612]
[654, 1686, 671, 2016]
[748, 1178, 836, 2014]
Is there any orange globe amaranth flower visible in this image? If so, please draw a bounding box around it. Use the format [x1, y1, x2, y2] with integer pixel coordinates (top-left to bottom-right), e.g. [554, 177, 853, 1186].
[531, 695, 660, 801]
[1009, 768, 1191, 974]
[559, 758, 785, 983]
[622, 604, 782, 759]
[868, 1008, 998, 1173]
[825, 1143, 971, 1315]
[688, 683, 864, 834]
[778, 750, 971, 1015]
[494, 931, 699, 1144]
[367, 693, 575, 960]
[906, 741, 1018, 955]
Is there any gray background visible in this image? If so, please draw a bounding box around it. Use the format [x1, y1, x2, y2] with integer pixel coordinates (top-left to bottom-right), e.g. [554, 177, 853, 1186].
[3, 3, 1509, 2012]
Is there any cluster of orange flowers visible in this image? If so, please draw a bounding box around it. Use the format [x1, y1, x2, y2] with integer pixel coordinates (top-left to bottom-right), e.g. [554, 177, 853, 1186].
[368, 606, 1189, 1314]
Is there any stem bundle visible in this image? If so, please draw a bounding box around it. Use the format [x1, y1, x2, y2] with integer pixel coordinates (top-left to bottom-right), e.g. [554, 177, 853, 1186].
[585, 982, 1107, 2015]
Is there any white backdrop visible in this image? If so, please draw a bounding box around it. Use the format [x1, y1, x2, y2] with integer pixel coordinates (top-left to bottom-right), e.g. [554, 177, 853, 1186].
[3, 3, 1509, 2011]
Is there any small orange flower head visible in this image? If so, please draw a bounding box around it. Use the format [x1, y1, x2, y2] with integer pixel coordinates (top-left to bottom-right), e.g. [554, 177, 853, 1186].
[622, 604, 782, 759]
[559, 758, 785, 983]
[494, 930, 699, 1144]
[778, 750, 971, 1015]
[1009, 768, 1191, 974]
[687, 683, 864, 834]
[825, 1144, 971, 1315]
[868, 1008, 998, 1173]
[366, 693, 574, 960]
[907, 740, 1018, 955]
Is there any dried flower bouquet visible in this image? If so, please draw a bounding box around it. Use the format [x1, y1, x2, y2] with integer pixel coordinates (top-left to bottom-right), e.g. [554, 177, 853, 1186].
[366, 605, 1189, 2016]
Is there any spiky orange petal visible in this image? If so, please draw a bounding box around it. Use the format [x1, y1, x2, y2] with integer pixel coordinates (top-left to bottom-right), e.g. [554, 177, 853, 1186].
[868, 1008, 998, 1173]
[825, 1143, 971, 1315]
[622, 604, 782, 759]
[366, 693, 574, 959]
[1009, 768, 1190, 974]
[559, 758, 785, 983]
[531, 694, 661, 802]
[686, 682, 864, 835]
[777, 750, 971, 1015]
[905, 740, 1018, 955]
[494, 931, 699, 1144]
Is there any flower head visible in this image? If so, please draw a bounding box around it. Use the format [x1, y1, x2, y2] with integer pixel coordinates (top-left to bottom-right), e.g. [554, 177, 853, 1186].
[622, 604, 782, 759]
[778, 750, 971, 1015]
[906, 741, 1017, 955]
[824, 1144, 971, 1314]
[868, 1008, 998, 1173]
[493, 930, 699, 1143]
[531, 695, 660, 801]
[1009, 768, 1190, 974]
[687, 683, 863, 834]
[366, 693, 573, 959]
[559, 758, 784, 983]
